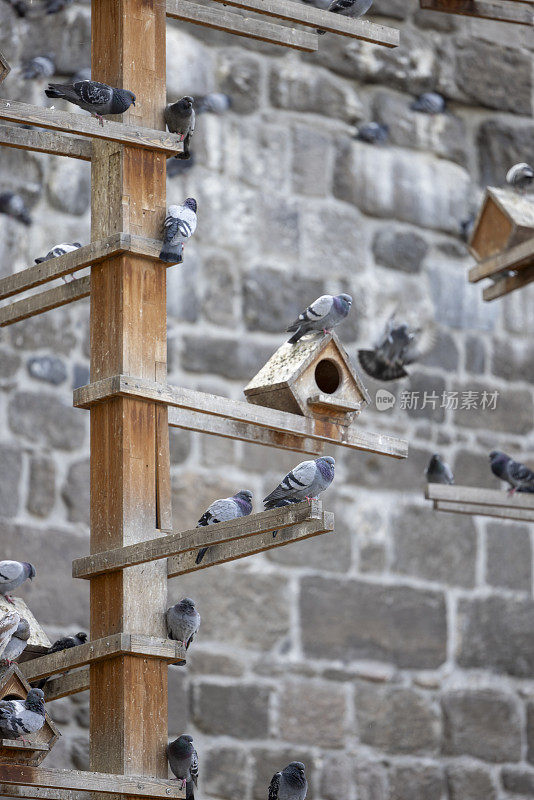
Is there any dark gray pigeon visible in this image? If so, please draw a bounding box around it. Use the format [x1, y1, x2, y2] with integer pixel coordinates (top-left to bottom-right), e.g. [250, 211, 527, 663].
[490, 451, 534, 494]
[22, 55, 55, 80]
[45, 80, 136, 125]
[166, 598, 201, 650]
[269, 762, 308, 800]
[164, 96, 195, 160]
[0, 192, 32, 226]
[264, 457, 335, 509]
[318, 0, 373, 32]
[31, 631, 88, 689]
[159, 199, 198, 263]
[0, 612, 22, 660]
[0, 561, 35, 604]
[358, 317, 423, 381]
[355, 122, 389, 144]
[287, 293, 352, 344]
[0, 688, 46, 741]
[195, 93, 232, 114]
[506, 163, 534, 193]
[426, 454, 454, 485]
[410, 92, 446, 114]
[2, 616, 30, 663]
[195, 490, 253, 565]
[167, 734, 199, 799]
[35, 242, 82, 264]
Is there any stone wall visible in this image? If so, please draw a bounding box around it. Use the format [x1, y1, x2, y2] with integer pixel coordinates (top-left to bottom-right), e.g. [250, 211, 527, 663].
[1, 1, 534, 798]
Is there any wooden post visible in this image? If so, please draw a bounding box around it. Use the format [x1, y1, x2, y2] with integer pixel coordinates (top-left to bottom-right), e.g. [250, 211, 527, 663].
[89, 0, 171, 783]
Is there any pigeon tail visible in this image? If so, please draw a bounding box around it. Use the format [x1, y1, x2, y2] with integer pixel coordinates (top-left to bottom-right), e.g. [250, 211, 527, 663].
[358, 349, 408, 382]
[195, 548, 208, 565]
[159, 244, 183, 264]
[287, 328, 305, 344]
[44, 85, 65, 98]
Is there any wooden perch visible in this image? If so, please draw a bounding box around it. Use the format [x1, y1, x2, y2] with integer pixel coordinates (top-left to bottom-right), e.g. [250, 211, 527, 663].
[0, 48, 10, 86]
[419, 0, 533, 24]
[469, 237, 534, 283]
[426, 483, 534, 522]
[0, 277, 91, 327]
[482, 264, 534, 301]
[42, 669, 89, 702]
[0, 124, 92, 160]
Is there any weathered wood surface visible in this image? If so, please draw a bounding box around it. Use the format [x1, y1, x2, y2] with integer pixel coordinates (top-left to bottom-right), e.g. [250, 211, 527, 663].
[0, 766, 185, 798]
[73, 375, 409, 458]
[420, 0, 534, 22]
[0, 100, 183, 154]
[0, 49, 11, 86]
[426, 483, 534, 521]
[166, 0, 318, 50]
[433, 500, 534, 523]
[0, 277, 91, 327]
[482, 264, 534, 300]
[469, 237, 534, 283]
[208, 0, 400, 43]
[307, 393, 363, 414]
[0, 787, 85, 800]
[72, 500, 325, 578]
[42, 669, 90, 702]
[0, 125, 92, 160]
[168, 511, 335, 577]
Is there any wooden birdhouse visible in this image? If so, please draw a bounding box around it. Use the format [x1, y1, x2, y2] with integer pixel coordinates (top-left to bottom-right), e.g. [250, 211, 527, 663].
[0, 596, 52, 661]
[0, 663, 60, 766]
[244, 332, 370, 425]
[0, 49, 10, 86]
[469, 187, 534, 261]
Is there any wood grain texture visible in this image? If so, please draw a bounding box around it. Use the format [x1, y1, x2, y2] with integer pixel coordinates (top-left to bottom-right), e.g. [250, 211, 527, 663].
[426, 483, 534, 509]
[166, 0, 318, 50]
[42, 669, 90, 702]
[0, 767, 185, 798]
[419, 0, 533, 22]
[434, 500, 534, 523]
[0, 125, 92, 160]
[482, 264, 534, 300]
[0, 786, 85, 800]
[0, 277, 90, 327]
[468, 237, 534, 283]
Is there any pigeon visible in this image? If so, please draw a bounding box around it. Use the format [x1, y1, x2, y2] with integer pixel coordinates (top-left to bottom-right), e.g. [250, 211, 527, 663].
[318, 0, 373, 32]
[2, 617, 31, 663]
[45, 81, 136, 126]
[0, 192, 32, 226]
[268, 762, 308, 800]
[490, 451, 534, 494]
[195, 93, 232, 115]
[0, 688, 46, 741]
[286, 294, 352, 344]
[0, 561, 36, 604]
[358, 317, 423, 381]
[354, 122, 389, 145]
[159, 199, 198, 264]
[167, 734, 199, 799]
[195, 490, 253, 565]
[506, 163, 534, 194]
[22, 55, 55, 80]
[44, 0, 73, 11]
[35, 242, 82, 264]
[164, 96, 195, 160]
[264, 457, 335, 509]
[0, 612, 22, 659]
[31, 632, 88, 689]
[166, 598, 201, 650]
[410, 92, 446, 114]
[426, 454, 454, 485]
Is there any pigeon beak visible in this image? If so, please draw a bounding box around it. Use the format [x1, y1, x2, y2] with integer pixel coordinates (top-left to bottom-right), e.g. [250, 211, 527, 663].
[132, 100, 136, 106]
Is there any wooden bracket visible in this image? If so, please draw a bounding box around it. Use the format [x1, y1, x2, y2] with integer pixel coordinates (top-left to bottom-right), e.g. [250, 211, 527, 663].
[0, 125, 92, 161]
[482, 265, 534, 300]
[0, 277, 91, 327]
[0, 49, 11, 86]
[419, 0, 533, 24]
[42, 669, 90, 702]
[468, 237, 534, 284]
[426, 483, 534, 522]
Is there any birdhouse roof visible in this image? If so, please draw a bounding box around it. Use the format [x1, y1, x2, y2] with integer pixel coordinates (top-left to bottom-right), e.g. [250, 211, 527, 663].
[474, 187, 534, 231]
[0, 596, 51, 651]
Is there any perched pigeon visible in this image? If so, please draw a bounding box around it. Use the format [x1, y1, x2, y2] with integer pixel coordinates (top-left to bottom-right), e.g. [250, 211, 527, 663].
[164, 96, 195, 160]
[286, 294, 352, 344]
[0, 561, 35, 604]
[426, 454, 454, 485]
[269, 762, 308, 800]
[195, 490, 253, 565]
[0, 688, 46, 741]
[167, 154, 196, 178]
[264, 457, 335, 509]
[354, 122, 389, 145]
[0, 612, 22, 659]
[159, 199, 198, 263]
[166, 598, 201, 650]
[35, 242, 82, 263]
[410, 92, 446, 114]
[167, 734, 199, 799]
[0, 192, 32, 226]
[2, 617, 31, 663]
[45, 80, 136, 125]
[506, 163, 534, 194]
[318, 0, 373, 32]
[31, 632, 88, 689]
[195, 93, 232, 115]
[358, 317, 422, 381]
[22, 55, 55, 80]
[490, 451, 534, 494]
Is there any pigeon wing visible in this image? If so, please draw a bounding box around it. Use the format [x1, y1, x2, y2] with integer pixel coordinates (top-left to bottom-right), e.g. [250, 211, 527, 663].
[0, 561, 23, 587]
[287, 295, 333, 331]
[264, 460, 317, 504]
[0, 612, 20, 658]
[509, 460, 534, 487]
[268, 773, 281, 800]
[163, 214, 180, 244]
[74, 80, 113, 107]
[190, 747, 199, 787]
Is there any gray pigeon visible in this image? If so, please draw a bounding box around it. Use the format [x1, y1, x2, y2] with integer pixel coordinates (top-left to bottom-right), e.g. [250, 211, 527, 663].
[355, 122, 389, 144]
[0, 192, 32, 226]
[263, 457, 335, 509]
[195, 93, 232, 114]
[287, 294, 352, 344]
[318, 0, 373, 32]
[166, 598, 201, 650]
[0, 612, 22, 659]
[195, 490, 253, 565]
[164, 96, 195, 160]
[269, 762, 308, 800]
[358, 317, 422, 381]
[45, 80, 136, 125]
[506, 163, 534, 193]
[490, 451, 534, 494]
[0, 561, 36, 604]
[159, 199, 198, 263]
[22, 55, 55, 80]
[2, 617, 30, 663]
[410, 92, 446, 114]
[35, 242, 82, 263]
[0, 688, 46, 741]
[167, 734, 199, 799]
[426, 454, 454, 485]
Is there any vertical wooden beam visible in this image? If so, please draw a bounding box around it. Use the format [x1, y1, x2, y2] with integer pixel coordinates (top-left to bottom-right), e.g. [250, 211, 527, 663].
[89, 0, 169, 784]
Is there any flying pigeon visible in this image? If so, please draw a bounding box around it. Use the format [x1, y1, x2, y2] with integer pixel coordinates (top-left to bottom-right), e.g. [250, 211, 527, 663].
[0, 688, 46, 741]
[0, 561, 35, 604]
[354, 122, 389, 145]
[358, 316, 423, 381]
[263, 457, 335, 509]
[506, 163, 534, 194]
[159, 199, 198, 263]
[268, 762, 308, 800]
[286, 293, 352, 344]
[31, 631, 88, 689]
[45, 80, 136, 125]
[426, 454, 454, 485]
[195, 490, 253, 565]
[0, 612, 22, 659]
[166, 598, 201, 650]
[410, 92, 446, 114]
[22, 55, 55, 80]
[35, 242, 82, 264]
[490, 451, 534, 494]
[164, 96, 195, 160]
[167, 734, 199, 799]
[0, 192, 32, 226]
[195, 93, 232, 114]
[318, 0, 373, 32]
[2, 616, 30, 663]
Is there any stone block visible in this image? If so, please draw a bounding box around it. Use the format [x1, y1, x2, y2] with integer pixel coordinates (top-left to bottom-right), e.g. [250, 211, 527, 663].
[193, 682, 270, 738]
[486, 522, 531, 592]
[442, 689, 521, 762]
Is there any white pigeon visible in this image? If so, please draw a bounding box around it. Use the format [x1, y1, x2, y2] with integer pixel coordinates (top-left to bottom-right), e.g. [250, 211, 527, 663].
[159, 199, 197, 264]
[0, 561, 36, 603]
[34, 242, 82, 264]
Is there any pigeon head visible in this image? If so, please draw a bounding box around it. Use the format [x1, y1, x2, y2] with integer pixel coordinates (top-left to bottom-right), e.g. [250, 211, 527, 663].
[23, 562, 36, 581]
[321, 456, 335, 467]
[236, 490, 253, 502]
[489, 450, 507, 462]
[287, 762, 306, 773]
[430, 453, 442, 466]
[76, 632, 88, 643]
[176, 96, 194, 112]
[339, 293, 352, 305]
[179, 598, 196, 612]
[112, 89, 136, 114]
[489, 450, 510, 479]
[17, 618, 31, 639]
[174, 734, 194, 753]
[26, 688, 45, 712]
[184, 197, 197, 213]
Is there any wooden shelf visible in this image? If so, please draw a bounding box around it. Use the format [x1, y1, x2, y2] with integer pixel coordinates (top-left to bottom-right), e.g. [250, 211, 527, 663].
[419, 0, 533, 24]
[42, 669, 90, 702]
[0, 125, 92, 161]
[482, 264, 534, 301]
[426, 483, 534, 522]
[468, 237, 534, 284]
[0, 277, 91, 327]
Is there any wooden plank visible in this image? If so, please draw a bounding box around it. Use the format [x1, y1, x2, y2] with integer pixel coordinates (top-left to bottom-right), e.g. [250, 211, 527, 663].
[0, 48, 11, 86]
[155, 404, 173, 531]
[166, 0, 318, 51]
[168, 511, 335, 576]
[72, 500, 325, 578]
[42, 668, 90, 701]
[0, 100, 183, 155]
[0, 786, 85, 800]
[19, 634, 186, 682]
[0, 767, 185, 799]
[434, 500, 534, 523]
[208, 0, 400, 44]
[482, 265, 534, 301]
[73, 375, 409, 459]
[426, 483, 534, 509]
[469, 237, 534, 283]
[0, 276, 91, 327]
[419, 0, 533, 23]
[0, 125, 92, 160]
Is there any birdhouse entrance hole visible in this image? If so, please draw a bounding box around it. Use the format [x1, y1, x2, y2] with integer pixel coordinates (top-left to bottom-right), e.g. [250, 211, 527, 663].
[314, 359, 341, 394]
